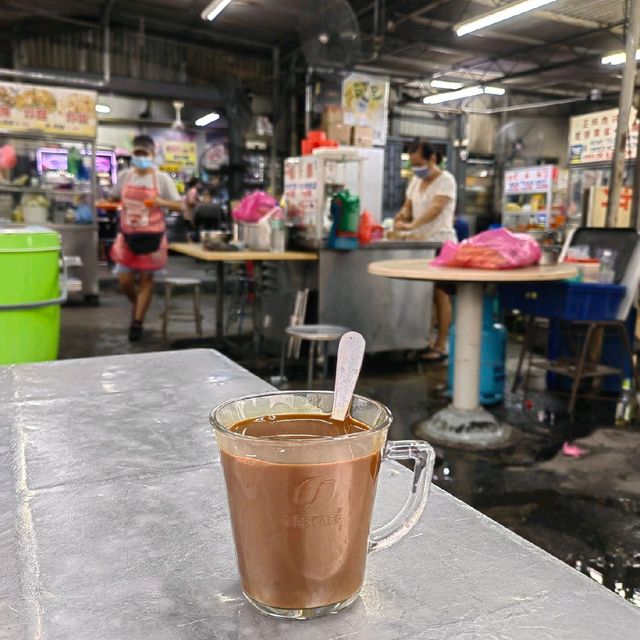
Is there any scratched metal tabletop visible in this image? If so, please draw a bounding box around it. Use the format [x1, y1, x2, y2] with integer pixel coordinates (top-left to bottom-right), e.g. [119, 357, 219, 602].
[1, 349, 638, 639]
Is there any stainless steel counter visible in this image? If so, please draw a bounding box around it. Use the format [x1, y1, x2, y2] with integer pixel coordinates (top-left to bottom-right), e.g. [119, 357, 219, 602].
[319, 243, 439, 353]
[2, 349, 638, 639]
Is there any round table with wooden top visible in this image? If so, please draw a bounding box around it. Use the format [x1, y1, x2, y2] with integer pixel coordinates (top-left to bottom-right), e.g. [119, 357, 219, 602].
[368, 261, 578, 447]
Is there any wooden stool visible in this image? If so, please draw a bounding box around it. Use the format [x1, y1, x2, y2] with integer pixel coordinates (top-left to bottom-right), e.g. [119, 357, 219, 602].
[283, 324, 350, 388]
[161, 277, 203, 340]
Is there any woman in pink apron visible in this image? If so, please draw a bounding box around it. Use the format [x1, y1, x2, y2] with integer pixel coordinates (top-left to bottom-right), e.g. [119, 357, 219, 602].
[111, 135, 183, 341]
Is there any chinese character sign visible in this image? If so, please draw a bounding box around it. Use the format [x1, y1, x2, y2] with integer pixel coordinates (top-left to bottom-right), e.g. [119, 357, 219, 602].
[0, 82, 96, 137]
[568, 107, 638, 164]
[504, 165, 554, 194]
[161, 141, 197, 167]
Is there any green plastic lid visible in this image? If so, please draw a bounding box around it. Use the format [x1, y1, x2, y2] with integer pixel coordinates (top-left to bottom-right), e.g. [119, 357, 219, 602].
[0, 226, 60, 252]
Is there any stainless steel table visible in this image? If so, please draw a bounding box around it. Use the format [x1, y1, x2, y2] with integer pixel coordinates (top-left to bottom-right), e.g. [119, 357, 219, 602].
[1, 350, 638, 639]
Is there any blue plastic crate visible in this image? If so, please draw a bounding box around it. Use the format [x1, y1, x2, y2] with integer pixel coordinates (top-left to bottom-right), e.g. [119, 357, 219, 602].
[499, 281, 625, 321]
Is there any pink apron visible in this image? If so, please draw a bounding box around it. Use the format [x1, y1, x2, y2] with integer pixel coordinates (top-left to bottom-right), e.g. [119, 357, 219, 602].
[111, 170, 168, 271]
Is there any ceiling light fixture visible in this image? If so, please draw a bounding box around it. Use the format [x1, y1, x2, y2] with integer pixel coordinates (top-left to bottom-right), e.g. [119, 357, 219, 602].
[601, 50, 640, 66]
[455, 0, 558, 37]
[95, 104, 111, 114]
[201, 0, 233, 22]
[423, 86, 505, 104]
[430, 79, 464, 90]
[424, 86, 484, 104]
[195, 112, 221, 127]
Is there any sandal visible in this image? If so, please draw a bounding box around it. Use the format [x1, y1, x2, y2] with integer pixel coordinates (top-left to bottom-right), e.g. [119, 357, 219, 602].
[561, 441, 587, 458]
[420, 347, 448, 363]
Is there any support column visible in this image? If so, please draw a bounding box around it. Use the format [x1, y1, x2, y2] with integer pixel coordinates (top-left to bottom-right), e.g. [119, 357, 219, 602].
[607, 1, 640, 227]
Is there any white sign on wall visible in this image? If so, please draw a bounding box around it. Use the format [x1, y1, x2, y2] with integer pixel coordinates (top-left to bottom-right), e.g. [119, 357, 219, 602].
[568, 108, 638, 164]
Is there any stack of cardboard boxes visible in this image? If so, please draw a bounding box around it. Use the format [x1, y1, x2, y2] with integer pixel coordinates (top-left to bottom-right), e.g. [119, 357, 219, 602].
[321, 106, 373, 148]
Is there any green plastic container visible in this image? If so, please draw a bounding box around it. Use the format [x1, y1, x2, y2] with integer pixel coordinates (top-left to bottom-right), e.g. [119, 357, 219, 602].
[0, 227, 64, 365]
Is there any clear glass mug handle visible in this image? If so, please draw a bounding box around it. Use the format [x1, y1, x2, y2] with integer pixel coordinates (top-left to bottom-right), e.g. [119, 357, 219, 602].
[368, 440, 436, 553]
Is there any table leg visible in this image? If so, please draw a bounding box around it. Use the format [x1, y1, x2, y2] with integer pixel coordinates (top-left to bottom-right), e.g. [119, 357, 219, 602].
[253, 261, 262, 354]
[216, 261, 224, 340]
[416, 282, 511, 447]
[454, 282, 483, 411]
[307, 341, 316, 389]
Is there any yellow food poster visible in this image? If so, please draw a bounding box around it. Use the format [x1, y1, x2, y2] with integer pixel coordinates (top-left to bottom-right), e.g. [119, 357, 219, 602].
[341, 73, 389, 146]
[162, 141, 197, 167]
[0, 82, 97, 138]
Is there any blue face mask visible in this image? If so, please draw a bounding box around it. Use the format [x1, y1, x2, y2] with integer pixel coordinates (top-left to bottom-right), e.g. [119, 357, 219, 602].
[132, 156, 153, 170]
[412, 166, 431, 179]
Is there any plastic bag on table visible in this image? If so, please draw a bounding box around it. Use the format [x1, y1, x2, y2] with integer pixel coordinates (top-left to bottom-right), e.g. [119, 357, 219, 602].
[432, 228, 541, 270]
[232, 191, 277, 223]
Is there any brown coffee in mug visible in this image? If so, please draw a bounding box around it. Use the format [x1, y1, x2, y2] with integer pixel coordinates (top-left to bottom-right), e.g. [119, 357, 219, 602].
[211, 392, 434, 620]
[220, 414, 377, 611]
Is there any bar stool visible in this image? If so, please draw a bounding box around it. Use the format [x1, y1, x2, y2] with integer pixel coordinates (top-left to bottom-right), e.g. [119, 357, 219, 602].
[283, 324, 350, 388]
[161, 277, 203, 340]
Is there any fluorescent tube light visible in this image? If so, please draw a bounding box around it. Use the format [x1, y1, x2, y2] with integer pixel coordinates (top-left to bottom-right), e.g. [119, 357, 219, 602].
[95, 104, 111, 114]
[601, 50, 640, 66]
[431, 79, 464, 90]
[423, 86, 506, 104]
[455, 0, 558, 37]
[195, 112, 221, 127]
[424, 86, 484, 104]
[201, 0, 233, 22]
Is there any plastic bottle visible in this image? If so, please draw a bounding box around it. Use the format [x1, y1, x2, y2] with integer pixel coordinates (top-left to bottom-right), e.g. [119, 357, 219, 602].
[615, 378, 635, 428]
[599, 249, 615, 284]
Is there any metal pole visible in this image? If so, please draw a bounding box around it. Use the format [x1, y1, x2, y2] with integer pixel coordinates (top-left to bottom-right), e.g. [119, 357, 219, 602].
[607, 1, 640, 227]
[632, 114, 640, 230]
[304, 67, 313, 135]
[270, 47, 280, 193]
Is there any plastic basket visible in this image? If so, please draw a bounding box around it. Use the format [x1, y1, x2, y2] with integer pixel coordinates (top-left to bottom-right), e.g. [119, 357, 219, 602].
[498, 281, 625, 321]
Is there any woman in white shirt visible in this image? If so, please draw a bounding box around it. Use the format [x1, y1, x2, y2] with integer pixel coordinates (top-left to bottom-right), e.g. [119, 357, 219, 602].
[394, 139, 458, 362]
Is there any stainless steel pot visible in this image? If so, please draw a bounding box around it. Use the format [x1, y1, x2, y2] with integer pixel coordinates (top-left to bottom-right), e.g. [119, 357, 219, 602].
[200, 230, 230, 245]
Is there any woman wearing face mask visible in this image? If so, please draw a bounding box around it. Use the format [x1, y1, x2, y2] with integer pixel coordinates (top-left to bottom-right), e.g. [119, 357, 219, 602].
[394, 139, 458, 362]
[110, 134, 184, 341]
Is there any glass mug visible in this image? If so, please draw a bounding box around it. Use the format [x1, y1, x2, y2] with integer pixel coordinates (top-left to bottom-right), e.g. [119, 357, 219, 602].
[210, 391, 435, 620]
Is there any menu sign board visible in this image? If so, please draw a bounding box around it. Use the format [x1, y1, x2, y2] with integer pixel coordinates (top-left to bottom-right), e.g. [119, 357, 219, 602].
[341, 73, 389, 146]
[0, 82, 97, 138]
[283, 157, 319, 223]
[568, 108, 638, 164]
[162, 140, 197, 167]
[504, 165, 555, 194]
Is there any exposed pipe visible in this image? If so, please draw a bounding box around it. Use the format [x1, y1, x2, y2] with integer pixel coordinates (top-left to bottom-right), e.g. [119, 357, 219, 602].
[0, 67, 104, 88]
[461, 96, 586, 115]
[401, 95, 586, 116]
[103, 0, 115, 85]
[607, 1, 640, 227]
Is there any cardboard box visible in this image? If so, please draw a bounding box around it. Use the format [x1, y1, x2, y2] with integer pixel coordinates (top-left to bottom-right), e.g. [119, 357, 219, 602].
[321, 105, 343, 127]
[325, 123, 352, 145]
[352, 125, 373, 147]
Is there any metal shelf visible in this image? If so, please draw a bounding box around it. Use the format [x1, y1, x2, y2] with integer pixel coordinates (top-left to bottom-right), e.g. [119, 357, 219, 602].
[0, 184, 91, 196]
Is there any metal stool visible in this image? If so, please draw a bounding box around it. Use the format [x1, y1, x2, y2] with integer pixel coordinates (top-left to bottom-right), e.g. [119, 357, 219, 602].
[161, 277, 204, 340]
[283, 324, 350, 388]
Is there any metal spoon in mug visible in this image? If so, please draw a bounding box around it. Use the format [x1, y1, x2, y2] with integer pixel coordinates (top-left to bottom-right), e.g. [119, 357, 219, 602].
[331, 331, 366, 423]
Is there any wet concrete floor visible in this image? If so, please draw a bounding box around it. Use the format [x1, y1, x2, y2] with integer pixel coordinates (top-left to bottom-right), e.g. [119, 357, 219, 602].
[59, 256, 640, 608]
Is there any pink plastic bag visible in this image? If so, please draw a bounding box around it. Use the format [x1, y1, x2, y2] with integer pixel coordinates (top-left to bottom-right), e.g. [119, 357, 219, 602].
[432, 228, 541, 270]
[232, 191, 277, 223]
